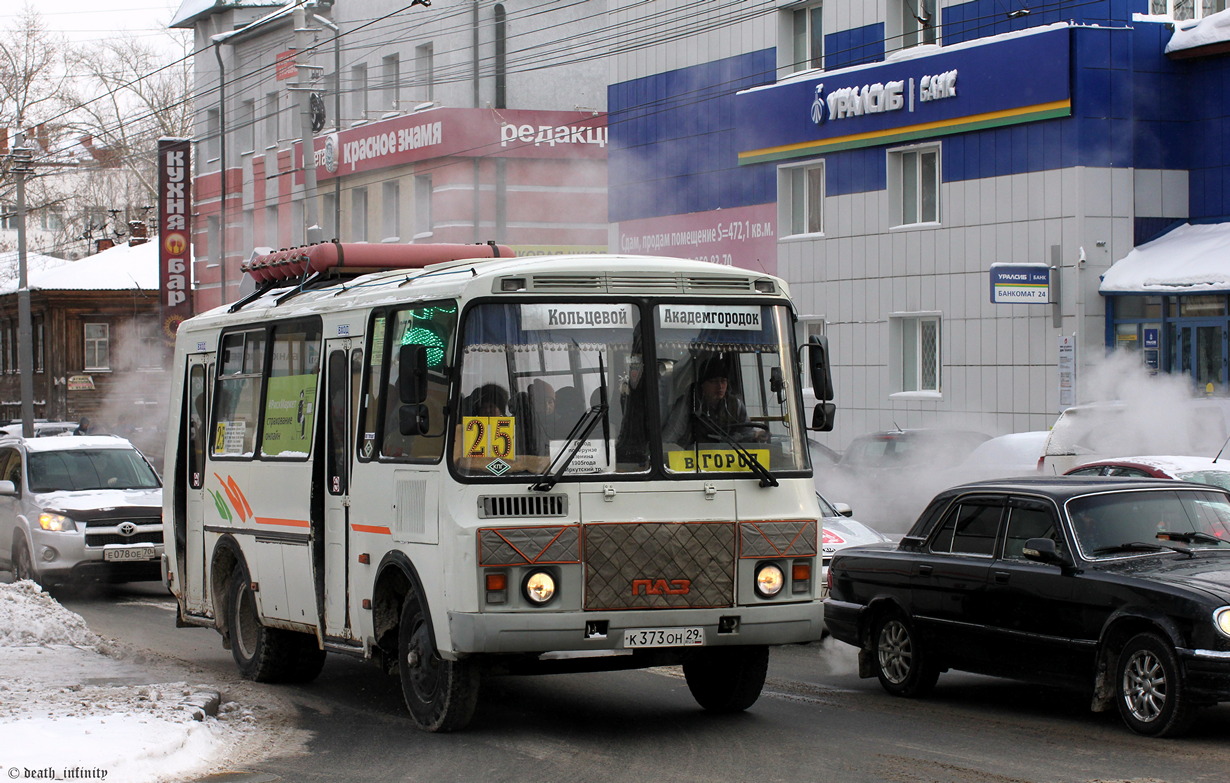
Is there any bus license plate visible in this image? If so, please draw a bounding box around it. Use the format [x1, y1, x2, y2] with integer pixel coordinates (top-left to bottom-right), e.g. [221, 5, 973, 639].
[623, 627, 704, 648]
[104, 546, 156, 562]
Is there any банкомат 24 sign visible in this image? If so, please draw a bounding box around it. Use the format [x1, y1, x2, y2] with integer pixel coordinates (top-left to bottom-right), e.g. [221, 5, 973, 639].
[735, 26, 1071, 165]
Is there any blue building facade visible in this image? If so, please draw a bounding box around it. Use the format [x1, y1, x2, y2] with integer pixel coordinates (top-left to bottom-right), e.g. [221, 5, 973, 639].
[609, 1, 1230, 441]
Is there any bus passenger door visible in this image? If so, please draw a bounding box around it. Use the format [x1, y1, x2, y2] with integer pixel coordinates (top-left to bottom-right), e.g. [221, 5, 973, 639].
[182, 357, 212, 614]
[322, 343, 356, 638]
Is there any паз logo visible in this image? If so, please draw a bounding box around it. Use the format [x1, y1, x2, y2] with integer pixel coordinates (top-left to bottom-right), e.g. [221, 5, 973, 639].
[810, 84, 827, 125]
[632, 578, 691, 596]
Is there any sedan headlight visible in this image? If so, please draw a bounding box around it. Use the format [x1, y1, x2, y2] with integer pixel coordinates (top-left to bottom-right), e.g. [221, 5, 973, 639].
[37, 512, 76, 532]
[1215, 607, 1230, 638]
[755, 562, 785, 597]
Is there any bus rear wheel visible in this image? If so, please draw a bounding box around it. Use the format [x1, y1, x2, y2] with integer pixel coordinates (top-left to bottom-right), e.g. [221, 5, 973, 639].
[227, 565, 325, 684]
[683, 645, 769, 712]
[397, 592, 480, 732]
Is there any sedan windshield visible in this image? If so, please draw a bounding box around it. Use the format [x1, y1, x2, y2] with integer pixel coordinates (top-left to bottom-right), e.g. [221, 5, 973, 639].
[1067, 489, 1230, 557]
[28, 449, 160, 492]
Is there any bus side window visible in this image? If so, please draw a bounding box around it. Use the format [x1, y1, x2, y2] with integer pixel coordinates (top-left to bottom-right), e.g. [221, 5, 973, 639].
[382, 303, 455, 460]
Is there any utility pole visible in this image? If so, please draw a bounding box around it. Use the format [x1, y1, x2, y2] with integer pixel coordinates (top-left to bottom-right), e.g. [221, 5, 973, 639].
[293, 4, 324, 245]
[12, 132, 35, 438]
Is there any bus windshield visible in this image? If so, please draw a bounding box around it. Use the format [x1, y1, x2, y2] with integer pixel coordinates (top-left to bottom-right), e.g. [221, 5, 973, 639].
[452, 301, 808, 480]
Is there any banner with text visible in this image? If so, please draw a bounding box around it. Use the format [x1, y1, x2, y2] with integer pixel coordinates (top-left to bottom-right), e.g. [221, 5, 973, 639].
[157, 138, 193, 341]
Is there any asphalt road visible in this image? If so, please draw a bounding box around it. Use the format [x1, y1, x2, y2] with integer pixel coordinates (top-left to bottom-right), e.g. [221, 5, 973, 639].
[44, 581, 1230, 783]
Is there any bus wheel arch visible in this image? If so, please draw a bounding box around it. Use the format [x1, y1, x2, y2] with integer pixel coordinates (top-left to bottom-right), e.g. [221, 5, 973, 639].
[209, 536, 244, 649]
[374, 551, 480, 731]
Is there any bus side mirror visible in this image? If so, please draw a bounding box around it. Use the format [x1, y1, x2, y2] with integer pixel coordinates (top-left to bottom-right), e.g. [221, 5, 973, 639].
[807, 336, 834, 401]
[398, 344, 429, 405]
[811, 402, 835, 432]
[399, 403, 429, 437]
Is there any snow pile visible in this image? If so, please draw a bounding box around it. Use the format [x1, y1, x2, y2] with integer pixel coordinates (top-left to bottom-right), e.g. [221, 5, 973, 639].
[1166, 8, 1230, 55]
[0, 579, 100, 646]
[1100, 222, 1230, 293]
[0, 580, 258, 783]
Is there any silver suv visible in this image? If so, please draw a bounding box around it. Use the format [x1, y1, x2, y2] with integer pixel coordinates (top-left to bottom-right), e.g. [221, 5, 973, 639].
[0, 435, 163, 587]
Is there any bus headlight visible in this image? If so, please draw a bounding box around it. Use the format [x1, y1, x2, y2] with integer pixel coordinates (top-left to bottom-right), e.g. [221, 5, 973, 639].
[524, 571, 557, 604]
[755, 563, 785, 597]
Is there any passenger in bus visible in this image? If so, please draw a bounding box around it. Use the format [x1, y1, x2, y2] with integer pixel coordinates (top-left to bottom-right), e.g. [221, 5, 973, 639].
[663, 357, 767, 446]
[615, 355, 650, 468]
[466, 384, 509, 417]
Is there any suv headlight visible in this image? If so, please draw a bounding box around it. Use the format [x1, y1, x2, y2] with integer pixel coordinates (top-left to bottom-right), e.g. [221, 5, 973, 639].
[37, 512, 76, 532]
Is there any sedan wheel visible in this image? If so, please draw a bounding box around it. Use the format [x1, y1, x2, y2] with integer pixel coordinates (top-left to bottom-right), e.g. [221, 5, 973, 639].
[1115, 633, 1195, 737]
[872, 612, 938, 697]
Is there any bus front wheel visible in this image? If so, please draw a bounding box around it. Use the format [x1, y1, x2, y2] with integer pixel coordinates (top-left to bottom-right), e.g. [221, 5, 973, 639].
[397, 592, 480, 732]
[683, 645, 769, 712]
[226, 565, 325, 684]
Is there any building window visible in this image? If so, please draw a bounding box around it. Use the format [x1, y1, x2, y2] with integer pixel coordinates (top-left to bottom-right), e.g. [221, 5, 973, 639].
[352, 187, 368, 241]
[415, 43, 435, 103]
[205, 108, 220, 162]
[382, 181, 400, 241]
[238, 98, 255, 153]
[779, 162, 824, 236]
[264, 91, 279, 147]
[33, 317, 43, 373]
[382, 54, 400, 113]
[84, 322, 110, 371]
[414, 175, 432, 239]
[495, 6, 507, 108]
[138, 321, 163, 370]
[265, 205, 278, 249]
[893, 313, 940, 393]
[1152, 0, 1227, 20]
[350, 63, 369, 125]
[891, 144, 939, 226]
[322, 192, 337, 240]
[1, 202, 14, 230]
[791, 3, 823, 72]
[900, 0, 937, 48]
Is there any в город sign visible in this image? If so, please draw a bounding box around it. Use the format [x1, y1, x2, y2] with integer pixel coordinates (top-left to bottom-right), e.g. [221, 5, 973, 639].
[989, 263, 1051, 304]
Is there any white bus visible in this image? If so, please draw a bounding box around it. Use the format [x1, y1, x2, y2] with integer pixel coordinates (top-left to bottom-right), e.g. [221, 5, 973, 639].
[163, 242, 836, 732]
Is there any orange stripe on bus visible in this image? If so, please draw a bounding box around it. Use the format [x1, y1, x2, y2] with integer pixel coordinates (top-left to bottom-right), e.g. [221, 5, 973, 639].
[254, 517, 311, 528]
[351, 524, 392, 535]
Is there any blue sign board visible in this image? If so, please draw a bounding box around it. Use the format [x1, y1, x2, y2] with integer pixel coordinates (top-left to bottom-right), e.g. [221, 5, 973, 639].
[736, 27, 1071, 165]
[990, 264, 1051, 304]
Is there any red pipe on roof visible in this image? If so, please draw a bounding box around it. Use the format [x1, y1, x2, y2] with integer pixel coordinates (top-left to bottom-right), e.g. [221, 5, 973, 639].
[241, 241, 515, 282]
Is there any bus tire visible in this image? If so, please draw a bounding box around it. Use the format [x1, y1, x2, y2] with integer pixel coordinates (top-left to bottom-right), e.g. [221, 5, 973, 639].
[227, 564, 325, 684]
[397, 591, 480, 732]
[683, 645, 769, 713]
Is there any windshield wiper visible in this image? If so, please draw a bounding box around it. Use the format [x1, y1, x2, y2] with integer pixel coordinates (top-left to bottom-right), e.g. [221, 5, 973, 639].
[693, 412, 778, 488]
[1157, 530, 1230, 547]
[1091, 541, 1193, 556]
[529, 404, 608, 492]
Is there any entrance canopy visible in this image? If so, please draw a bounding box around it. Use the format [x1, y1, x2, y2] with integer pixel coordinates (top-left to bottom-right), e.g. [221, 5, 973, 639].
[1100, 222, 1230, 295]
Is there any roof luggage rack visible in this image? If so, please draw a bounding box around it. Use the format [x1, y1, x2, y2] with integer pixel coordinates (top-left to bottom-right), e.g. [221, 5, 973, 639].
[230, 240, 514, 312]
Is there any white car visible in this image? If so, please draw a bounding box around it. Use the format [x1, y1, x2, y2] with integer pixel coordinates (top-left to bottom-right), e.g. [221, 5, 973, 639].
[818, 492, 890, 585]
[0, 435, 163, 587]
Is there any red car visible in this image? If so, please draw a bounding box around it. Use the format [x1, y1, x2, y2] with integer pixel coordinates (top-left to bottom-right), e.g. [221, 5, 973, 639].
[1064, 455, 1230, 491]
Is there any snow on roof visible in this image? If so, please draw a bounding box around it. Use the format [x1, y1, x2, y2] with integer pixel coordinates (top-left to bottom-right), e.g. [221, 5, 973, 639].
[0, 240, 159, 296]
[1165, 8, 1230, 54]
[1099, 222, 1230, 294]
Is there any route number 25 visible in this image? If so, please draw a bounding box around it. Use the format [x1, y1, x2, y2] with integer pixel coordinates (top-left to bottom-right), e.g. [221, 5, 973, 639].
[463, 416, 515, 460]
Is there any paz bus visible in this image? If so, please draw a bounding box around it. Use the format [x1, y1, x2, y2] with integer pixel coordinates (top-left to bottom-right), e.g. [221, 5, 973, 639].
[162, 241, 836, 732]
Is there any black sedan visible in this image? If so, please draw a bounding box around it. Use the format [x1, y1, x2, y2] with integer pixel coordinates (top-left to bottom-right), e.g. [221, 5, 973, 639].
[823, 476, 1230, 737]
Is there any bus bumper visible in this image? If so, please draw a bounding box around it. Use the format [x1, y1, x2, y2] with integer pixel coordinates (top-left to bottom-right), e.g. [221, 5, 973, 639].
[446, 601, 824, 655]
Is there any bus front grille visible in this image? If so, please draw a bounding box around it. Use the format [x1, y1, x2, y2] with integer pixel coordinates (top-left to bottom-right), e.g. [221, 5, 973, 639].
[478, 494, 568, 519]
[583, 521, 735, 610]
